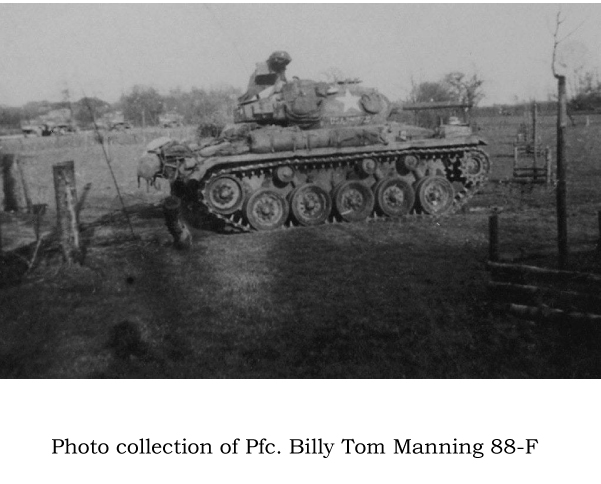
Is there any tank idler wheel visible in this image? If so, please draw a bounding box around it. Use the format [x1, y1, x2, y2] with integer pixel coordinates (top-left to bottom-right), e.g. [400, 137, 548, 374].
[374, 177, 415, 217]
[244, 188, 289, 231]
[415, 176, 455, 215]
[290, 184, 332, 226]
[334, 180, 375, 222]
[205, 175, 244, 215]
[459, 151, 490, 184]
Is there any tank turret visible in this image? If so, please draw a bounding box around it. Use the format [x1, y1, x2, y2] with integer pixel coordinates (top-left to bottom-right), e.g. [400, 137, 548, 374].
[235, 52, 391, 129]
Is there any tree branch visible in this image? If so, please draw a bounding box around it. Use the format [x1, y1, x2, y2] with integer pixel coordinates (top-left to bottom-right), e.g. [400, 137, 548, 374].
[552, 7, 586, 79]
[552, 9, 564, 78]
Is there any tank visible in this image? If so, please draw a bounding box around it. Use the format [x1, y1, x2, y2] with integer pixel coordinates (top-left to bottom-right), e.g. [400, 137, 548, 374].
[141, 51, 491, 232]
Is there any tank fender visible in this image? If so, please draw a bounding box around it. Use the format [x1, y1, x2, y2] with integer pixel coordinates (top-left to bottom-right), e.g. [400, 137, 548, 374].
[468, 136, 488, 146]
[188, 157, 220, 183]
[145, 136, 173, 153]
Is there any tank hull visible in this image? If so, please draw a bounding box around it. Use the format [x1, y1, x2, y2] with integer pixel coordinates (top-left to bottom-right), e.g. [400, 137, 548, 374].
[145, 51, 491, 231]
[164, 134, 490, 232]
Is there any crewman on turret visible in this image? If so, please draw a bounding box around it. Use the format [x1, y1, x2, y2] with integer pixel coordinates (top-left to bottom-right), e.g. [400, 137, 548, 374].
[239, 51, 292, 104]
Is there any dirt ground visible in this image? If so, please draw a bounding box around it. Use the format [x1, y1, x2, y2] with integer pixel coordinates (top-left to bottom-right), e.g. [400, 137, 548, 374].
[1, 117, 601, 378]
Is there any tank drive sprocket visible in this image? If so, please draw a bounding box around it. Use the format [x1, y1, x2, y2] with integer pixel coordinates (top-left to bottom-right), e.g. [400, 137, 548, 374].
[458, 149, 491, 185]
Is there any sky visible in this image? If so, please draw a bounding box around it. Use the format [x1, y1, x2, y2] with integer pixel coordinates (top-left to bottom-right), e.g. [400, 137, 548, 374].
[1, 3, 601, 107]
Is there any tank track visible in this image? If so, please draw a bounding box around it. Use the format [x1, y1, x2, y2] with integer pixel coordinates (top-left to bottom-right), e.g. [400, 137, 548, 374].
[196, 146, 489, 233]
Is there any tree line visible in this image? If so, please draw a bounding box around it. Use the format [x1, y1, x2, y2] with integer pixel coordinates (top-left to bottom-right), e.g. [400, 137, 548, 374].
[568, 71, 601, 113]
[0, 85, 241, 131]
[396, 71, 485, 127]
[2, 69, 601, 133]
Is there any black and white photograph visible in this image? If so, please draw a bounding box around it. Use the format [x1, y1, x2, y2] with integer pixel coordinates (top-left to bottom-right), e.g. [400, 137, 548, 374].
[3, 3, 601, 380]
[2, 3, 601, 483]
[2, 3, 601, 379]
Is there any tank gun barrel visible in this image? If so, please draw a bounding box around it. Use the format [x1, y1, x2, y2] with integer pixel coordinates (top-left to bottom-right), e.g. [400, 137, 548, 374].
[400, 101, 473, 111]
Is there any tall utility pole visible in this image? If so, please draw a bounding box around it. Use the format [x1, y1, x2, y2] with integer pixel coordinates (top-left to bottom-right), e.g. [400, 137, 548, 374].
[532, 101, 538, 166]
[556, 75, 568, 269]
[551, 6, 581, 270]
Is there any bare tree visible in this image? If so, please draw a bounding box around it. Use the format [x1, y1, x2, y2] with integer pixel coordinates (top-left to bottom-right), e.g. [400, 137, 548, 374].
[408, 77, 453, 104]
[319, 67, 347, 83]
[443, 72, 485, 107]
[550, 6, 584, 269]
[551, 8, 585, 79]
[551, 8, 586, 127]
[121, 85, 164, 127]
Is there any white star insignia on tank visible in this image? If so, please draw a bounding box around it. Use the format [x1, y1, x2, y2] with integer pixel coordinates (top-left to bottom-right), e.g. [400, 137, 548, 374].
[337, 89, 362, 113]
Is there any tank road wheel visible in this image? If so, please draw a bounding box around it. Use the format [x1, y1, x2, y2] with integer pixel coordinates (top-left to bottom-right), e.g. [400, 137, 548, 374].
[334, 180, 375, 222]
[205, 175, 244, 215]
[374, 177, 415, 217]
[244, 189, 289, 231]
[290, 184, 332, 226]
[459, 150, 491, 185]
[415, 176, 454, 215]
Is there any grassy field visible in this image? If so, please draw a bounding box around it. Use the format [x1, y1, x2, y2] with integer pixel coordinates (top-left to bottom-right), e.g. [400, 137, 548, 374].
[1, 115, 601, 378]
[0, 127, 196, 248]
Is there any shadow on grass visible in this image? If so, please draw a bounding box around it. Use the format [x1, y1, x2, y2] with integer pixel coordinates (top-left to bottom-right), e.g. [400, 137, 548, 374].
[1, 213, 599, 378]
[222, 222, 600, 378]
[231, 224, 524, 378]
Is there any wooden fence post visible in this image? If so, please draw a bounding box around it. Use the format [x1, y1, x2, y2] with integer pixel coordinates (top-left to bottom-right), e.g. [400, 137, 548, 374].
[0, 146, 3, 251]
[545, 148, 552, 185]
[2, 152, 28, 212]
[489, 213, 499, 262]
[598, 211, 601, 253]
[556, 75, 568, 269]
[15, 154, 32, 213]
[53, 160, 82, 264]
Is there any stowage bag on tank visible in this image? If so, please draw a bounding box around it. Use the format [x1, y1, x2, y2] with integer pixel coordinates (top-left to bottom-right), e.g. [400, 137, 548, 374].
[250, 126, 387, 154]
